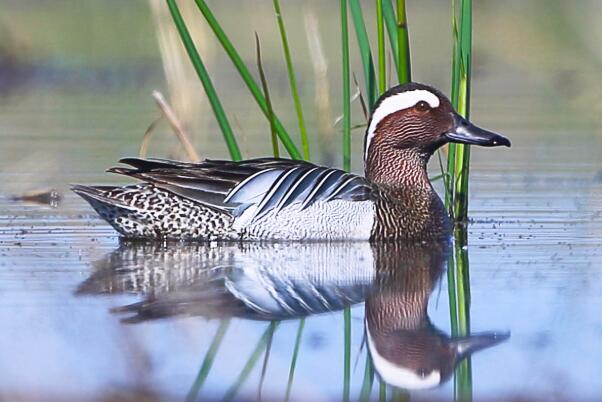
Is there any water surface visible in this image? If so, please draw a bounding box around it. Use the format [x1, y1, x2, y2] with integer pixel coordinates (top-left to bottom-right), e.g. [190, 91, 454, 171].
[1, 1, 602, 401]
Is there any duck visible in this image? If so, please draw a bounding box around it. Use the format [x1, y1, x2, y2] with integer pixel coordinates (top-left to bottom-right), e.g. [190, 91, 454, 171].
[72, 82, 510, 241]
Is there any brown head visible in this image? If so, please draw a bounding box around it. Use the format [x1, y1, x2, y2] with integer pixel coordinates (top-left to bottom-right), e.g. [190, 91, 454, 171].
[364, 82, 510, 188]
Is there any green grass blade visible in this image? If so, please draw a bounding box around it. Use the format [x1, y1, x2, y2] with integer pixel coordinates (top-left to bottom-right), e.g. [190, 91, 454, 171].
[349, 0, 377, 109]
[450, 0, 461, 107]
[166, 0, 241, 161]
[379, 380, 386, 402]
[376, 0, 386, 94]
[284, 318, 305, 402]
[446, 0, 461, 212]
[343, 306, 351, 402]
[447, 250, 459, 337]
[193, 0, 302, 160]
[359, 354, 374, 402]
[186, 319, 231, 402]
[222, 322, 280, 402]
[395, 0, 411, 84]
[436, 149, 452, 197]
[254, 33, 279, 158]
[272, 0, 310, 160]
[429, 173, 446, 182]
[391, 387, 410, 402]
[341, 0, 351, 171]
[382, 0, 399, 74]
[257, 321, 277, 401]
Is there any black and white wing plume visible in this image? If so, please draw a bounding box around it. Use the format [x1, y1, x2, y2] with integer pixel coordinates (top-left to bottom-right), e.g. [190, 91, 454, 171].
[225, 165, 375, 224]
[108, 157, 376, 221]
[107, 157, 311, 212]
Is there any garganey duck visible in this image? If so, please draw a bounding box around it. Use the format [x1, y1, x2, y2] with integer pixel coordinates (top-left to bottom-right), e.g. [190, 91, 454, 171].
[73, 82, 510, 241]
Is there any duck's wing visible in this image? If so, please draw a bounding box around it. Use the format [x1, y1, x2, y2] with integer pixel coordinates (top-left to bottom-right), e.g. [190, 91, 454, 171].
[107, 157, 376, 217]
[106, 157, 312, 211]
[225, 163, 376, 223]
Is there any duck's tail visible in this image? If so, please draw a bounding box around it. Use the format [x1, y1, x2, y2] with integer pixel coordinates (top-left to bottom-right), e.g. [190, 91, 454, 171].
[72, 184, 145, 237]
[72, 184, 234, 240]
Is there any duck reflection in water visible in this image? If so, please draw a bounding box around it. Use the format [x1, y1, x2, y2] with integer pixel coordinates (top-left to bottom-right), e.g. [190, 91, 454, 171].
[77, 240, 509, 390]
[366, 242, 508, 389]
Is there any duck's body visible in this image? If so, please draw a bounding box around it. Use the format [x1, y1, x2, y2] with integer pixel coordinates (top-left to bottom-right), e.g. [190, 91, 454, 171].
[73, 157, 447, 241]
[74, 83, 510, 241]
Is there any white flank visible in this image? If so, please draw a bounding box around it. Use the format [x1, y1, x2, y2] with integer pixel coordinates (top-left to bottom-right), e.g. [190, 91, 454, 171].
[233, 199, 374, 240]
[364, 89, 440, 159]
[366, 326, 442, 390]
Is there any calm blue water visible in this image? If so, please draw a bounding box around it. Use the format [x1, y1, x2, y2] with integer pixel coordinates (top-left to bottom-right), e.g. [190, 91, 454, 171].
[2, 1, 602, 401]
[2, 136, 602, 401]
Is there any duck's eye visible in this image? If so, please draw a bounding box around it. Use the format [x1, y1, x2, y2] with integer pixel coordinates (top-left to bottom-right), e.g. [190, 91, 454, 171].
[415, 101, 430, 112]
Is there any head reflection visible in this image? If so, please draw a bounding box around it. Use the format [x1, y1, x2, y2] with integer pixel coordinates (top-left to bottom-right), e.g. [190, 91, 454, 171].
[78, 239, 508, 390]
[365, 242, 508, 390]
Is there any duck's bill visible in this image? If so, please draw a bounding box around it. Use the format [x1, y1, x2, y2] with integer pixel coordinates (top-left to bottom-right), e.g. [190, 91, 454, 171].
[450, 331, 511, 362]
[445, 114, 511, 147]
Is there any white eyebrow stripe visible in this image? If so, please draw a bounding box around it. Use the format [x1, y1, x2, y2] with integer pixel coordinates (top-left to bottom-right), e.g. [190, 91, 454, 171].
[364, 89, 440, 159]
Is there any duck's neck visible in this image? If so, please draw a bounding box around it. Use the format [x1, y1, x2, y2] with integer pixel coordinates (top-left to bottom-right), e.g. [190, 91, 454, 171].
[365, 148, 450, 240]
[365, 148, 433, 193]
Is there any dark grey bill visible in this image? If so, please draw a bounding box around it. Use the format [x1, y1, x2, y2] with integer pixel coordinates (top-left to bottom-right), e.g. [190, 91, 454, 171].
[445, 114, 511, 147]
[449, 331, 511, 362]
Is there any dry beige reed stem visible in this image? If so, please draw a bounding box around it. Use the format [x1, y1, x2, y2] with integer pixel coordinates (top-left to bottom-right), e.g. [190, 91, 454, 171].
[149, 0, 212, 152]
[152, 90, 201, 162]
[304, 7, 334, 159]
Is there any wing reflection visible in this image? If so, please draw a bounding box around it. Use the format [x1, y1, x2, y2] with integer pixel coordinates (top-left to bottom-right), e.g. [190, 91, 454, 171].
[77, 240, 509, 390]
[77, 241, 375, 321]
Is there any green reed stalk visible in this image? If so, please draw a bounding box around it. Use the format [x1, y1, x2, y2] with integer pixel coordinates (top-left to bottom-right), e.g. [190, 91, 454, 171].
[376, 0, 386, 94]
[381, 0, 399, 74]
[359, 354, 374, 402]
[272, 0, 310, 160]
[343, 306, 351, 402]
[446, 0, 472, 221]
[166, 0, 241, 161]
[222, 322, 280, 402]
[193, 0, 302, 160]
[349, 0, 377, 108]
[379, 381, 386, 402]
[284, 318, 306, 402]
[341, 0, 351, 171]
[255, 34, 279, 158]
[395, 0, 411, 84]
[186, 319, 231, 402]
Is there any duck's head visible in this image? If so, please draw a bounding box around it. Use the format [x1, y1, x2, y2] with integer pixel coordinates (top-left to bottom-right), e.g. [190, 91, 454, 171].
[366, 324, 510, 390]
[364, 82, 510, 181]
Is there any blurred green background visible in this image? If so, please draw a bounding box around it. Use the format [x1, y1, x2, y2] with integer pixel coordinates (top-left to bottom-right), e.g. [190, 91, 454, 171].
[1, 0, 600, 190]
[2, 2, 602, 401]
